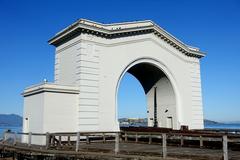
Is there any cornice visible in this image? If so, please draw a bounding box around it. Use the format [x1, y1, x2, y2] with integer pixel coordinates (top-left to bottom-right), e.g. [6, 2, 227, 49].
[48, 19, 206, 58]
[22, 83, 79, 97]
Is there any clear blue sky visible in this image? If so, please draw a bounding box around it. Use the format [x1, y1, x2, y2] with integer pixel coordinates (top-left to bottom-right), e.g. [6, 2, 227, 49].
[0, 0, 240, 122]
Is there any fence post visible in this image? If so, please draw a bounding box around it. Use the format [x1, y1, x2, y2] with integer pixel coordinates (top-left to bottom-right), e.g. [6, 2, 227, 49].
[103, 133, 106, 143]
[115, 132, 119, 154]
[223, 135, 228, 160]
[58, 136, 62, 147]
[28, 132, 32, 147]
[162, 133, 167, 159]
[200, 135, 203, 148]
[149, 134, 152, 144]
[3, 131, 7, 142]
[13, 132, 17, 145]
[52, 135, 55, 146]
[180, 135, 184, 146]
[68, 136, 71, 145]
[86, 135, 90, 144]
[76, 132, 80, 152]
[46, 132, 50, 149]
[124, 132, 127, 142]
[135, 133, 138, 143]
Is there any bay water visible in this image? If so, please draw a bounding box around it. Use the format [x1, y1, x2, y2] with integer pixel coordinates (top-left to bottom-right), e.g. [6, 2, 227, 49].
[0, 126, 22, 138]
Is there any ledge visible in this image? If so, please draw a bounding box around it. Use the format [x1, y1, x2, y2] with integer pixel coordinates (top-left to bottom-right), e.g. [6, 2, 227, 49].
[22, 83, 79, 97]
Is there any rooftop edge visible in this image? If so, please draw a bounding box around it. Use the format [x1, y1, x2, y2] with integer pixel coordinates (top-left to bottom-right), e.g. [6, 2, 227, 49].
[48, 19, 206, 58]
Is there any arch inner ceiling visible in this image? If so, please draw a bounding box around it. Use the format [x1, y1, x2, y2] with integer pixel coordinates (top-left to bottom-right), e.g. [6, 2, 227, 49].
[127, 63, 166, 94]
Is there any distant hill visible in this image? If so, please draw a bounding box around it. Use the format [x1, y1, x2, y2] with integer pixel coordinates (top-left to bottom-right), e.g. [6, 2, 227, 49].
[0, 115, 230, 127]
[120, 118, 223, 126]
[204, 119, 221, 125]
[0, 114, 22, 126]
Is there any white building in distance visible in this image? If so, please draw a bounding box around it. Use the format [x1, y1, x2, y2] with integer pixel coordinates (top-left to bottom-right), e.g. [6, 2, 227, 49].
[22, 19, 205, 144]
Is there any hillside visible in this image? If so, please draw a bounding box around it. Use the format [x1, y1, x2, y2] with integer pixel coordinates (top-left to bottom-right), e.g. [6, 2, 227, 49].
[0, 114, 22, 126]
[0, 115, 223, 127]
[204, 119, 220, 125]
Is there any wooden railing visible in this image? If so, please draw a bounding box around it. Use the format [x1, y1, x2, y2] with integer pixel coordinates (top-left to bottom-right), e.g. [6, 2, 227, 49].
[2, 131, 121, 154]
[121, 130, 240, 160]
[2, 130, 240, 160]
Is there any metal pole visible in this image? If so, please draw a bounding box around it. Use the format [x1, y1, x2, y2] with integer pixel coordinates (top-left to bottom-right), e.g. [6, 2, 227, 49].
[223, 135, 228, 160]
[153, 87, 158, 127]
[115, 132, 119, 154]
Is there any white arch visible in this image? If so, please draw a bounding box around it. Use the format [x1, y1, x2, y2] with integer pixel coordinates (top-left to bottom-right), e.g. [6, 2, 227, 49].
[115, 57, 182, 129]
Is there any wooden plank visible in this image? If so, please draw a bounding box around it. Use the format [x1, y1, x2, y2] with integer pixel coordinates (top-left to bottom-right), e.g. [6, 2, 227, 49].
[17, 132, 46, 136]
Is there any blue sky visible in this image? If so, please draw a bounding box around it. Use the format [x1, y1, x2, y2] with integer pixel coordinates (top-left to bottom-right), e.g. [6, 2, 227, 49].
[0, 0, 240, 122]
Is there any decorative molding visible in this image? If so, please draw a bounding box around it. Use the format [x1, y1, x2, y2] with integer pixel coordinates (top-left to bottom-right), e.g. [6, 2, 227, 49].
[49, 19, 206, 58]
[22, 83, 79, 97]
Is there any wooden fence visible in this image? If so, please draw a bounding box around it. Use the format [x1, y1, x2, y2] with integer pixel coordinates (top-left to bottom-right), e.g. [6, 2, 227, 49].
[2, 130, 240, 160]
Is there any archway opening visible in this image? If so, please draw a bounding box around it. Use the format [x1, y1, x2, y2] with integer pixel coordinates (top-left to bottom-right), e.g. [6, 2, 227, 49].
[118, 73, 147, 127]
[117, 62, 177, 128]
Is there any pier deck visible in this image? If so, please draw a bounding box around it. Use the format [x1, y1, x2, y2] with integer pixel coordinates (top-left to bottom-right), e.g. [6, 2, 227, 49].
[1, 128, 240, 159]
[79, 142, 240, 160]
[1, 142, 240, 160]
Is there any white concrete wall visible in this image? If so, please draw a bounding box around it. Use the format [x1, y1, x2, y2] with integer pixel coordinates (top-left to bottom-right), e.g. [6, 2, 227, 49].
[22, 84, 79, 145]
[43, 92, 78, 133]
[147, 77, 177, 128]
[77, 42, 100, 131]
[22, 21, 204, 147]
[54, 32, 204, 131]
[189, 61, 204, 129]
[98, 34, 201, 130]
[22, 93, 44, 144]
[55, 36, 101, 131]
[55, 41, 78, 85]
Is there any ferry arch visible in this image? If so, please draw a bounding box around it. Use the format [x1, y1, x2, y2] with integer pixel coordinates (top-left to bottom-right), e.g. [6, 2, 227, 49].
[22, 19, 205, 144]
